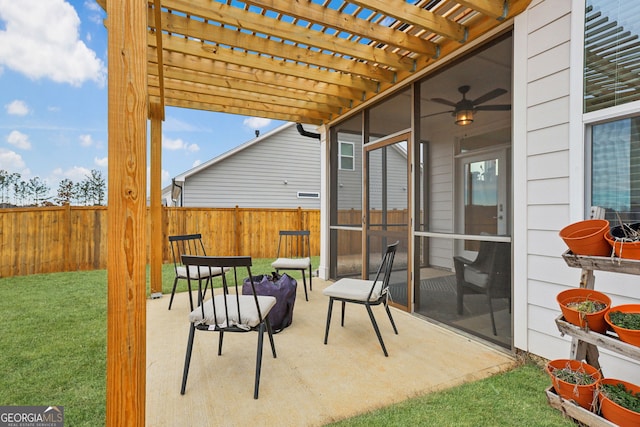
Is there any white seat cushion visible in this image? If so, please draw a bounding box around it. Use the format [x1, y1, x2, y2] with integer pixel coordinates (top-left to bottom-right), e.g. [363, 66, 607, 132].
[272, 257, 311, 270]
[176, 265, 229, 280]
[464, 266, 489, 288]
[189, 294, 276, 329]
[322, 278, 383, 302]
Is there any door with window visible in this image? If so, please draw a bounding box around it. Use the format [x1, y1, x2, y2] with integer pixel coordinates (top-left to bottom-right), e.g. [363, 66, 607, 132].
[364, 132, 410, 311]
[456, 149, 509, 257]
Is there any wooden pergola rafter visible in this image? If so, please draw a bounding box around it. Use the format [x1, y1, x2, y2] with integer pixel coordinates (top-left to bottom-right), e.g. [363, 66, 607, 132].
[98, 0, 532, 425]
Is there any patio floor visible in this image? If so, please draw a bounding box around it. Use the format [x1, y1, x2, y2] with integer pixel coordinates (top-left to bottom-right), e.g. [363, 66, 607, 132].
[146, 278, 516, 426]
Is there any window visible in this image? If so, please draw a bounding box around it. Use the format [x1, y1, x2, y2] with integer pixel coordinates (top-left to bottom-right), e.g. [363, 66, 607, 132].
[297, 192, 319, 199]
[584, 1, 640, 112]
[590, 116, 640, 222]
[339, 142, 354, 170]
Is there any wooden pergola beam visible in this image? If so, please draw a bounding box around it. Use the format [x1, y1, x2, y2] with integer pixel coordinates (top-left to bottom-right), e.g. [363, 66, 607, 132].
[153, 33, 380, 93]
[149, 65, 353, 108]
[156, 11, 399, 79]
[106, 0, 147, 425]
[243, 0, 439, 56]
[161, 0, 416, 71]
[348, 0, 467, 42]
[148, 75, 342, 114]
[150, 50, 363, 101]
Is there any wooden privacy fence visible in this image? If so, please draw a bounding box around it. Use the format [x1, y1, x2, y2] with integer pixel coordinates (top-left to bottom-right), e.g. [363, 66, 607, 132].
[0, 205, 320, 278]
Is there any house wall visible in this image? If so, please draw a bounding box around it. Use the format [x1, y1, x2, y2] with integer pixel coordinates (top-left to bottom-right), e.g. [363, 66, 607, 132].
[336, 132, 363, 211]
[182, 124, 321, 208]
[517, 0, 640, 382]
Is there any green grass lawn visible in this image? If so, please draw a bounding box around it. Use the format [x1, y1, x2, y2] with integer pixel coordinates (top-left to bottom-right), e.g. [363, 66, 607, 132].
[0, 262, 574, 426]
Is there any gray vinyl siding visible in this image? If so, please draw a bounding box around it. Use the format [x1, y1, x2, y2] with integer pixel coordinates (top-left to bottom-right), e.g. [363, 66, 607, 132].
[522, 0, 575, 363]
[428, 137, 455, 270]
[181, 124, 321, 208]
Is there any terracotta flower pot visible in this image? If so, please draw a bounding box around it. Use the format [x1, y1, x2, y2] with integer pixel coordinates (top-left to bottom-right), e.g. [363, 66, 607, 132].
[605, 304, 640, 347]
[546, 359, 601, 410]
[606, 223, 640, 260]
[598, 378, 640, 427]
[559, 219, 610, 257]
[557, 288, 611, 334]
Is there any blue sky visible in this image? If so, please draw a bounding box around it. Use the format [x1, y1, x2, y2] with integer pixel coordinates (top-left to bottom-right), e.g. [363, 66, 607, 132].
[0, 0, 285, 199]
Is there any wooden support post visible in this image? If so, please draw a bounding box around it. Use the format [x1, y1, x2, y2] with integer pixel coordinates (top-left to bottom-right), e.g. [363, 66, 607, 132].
[106, 0, 147, 425]
[150, 102, 164, 297]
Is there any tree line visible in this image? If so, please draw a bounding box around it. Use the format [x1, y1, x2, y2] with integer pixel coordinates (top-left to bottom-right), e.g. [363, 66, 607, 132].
[0, 169, 106, 207]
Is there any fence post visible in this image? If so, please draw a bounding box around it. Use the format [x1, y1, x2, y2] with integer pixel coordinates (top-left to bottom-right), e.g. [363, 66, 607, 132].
[64, 203, 72, 271]
[234, 205, 241, 256]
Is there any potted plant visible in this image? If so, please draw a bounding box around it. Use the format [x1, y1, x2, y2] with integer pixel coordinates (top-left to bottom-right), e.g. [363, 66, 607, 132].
[605, 304, 640, 347]
[557, 288, 611, 333]
[546, 359, 601, 410]
[598, 378, 640, 427]
[605, 222, 640, 260]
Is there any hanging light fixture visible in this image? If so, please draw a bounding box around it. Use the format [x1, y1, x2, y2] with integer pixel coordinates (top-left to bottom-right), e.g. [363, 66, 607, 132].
[455, 108, 474, 126]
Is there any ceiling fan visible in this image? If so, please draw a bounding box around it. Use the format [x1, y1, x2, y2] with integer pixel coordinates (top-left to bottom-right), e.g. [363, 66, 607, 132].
[424, 85, 511, 126]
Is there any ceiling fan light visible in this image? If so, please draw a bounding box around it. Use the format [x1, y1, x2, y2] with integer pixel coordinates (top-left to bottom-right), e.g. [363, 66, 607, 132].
[455, 109, 474, 126]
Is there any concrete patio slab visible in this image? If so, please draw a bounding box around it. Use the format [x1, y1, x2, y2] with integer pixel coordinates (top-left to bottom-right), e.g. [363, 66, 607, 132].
[146, 278, 515, 426]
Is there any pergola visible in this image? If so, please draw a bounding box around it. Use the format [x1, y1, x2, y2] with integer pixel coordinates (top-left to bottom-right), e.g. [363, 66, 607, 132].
[97, 0, 531, 424]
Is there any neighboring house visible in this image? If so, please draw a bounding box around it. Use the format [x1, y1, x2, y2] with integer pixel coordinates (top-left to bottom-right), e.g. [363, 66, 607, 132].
[164, 123, 321, 208]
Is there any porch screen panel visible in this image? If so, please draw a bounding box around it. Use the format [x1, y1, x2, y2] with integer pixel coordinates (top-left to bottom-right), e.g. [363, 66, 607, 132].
[584, 1, 640, 112]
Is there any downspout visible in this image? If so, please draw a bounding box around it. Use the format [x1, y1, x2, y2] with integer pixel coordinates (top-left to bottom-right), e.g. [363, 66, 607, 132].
[296, 123, 321, 140]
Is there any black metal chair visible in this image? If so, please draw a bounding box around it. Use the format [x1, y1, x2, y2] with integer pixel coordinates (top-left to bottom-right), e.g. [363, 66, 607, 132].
[453, 239, 511, 336]
[322, 241, 399, 357]
[180, 255, 277, 399]
[168, 234, 227, 311]
[271, 230, 313, 301]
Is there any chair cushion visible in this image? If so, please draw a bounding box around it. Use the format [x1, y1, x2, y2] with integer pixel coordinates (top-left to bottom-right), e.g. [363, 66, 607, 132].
[176, 265, 228, 279]
[272, 257, 311, 270]
[189, 294, 276, 329]
[464, 266, 489, 288]
[322, 278, 382, 302]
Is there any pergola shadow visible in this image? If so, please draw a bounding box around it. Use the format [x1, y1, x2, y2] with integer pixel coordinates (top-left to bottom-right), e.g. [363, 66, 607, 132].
[146, 278, 515, 426]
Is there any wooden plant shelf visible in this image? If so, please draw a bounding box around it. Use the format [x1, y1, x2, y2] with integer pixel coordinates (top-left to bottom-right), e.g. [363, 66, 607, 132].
[555, 315, 640, 360]
[552, 251, 640, 426]
[545, 387, 616, 427]
[562, 250, 640, 274]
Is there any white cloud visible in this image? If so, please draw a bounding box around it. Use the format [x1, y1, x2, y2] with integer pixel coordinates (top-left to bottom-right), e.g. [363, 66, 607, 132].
[192, 160, 202, 168]
[0, 148, 26, 170]
[163, 116, 202, 132]
[7, 130, 31, 150]
[84, 0, 100, 12]
[94, 156, 108, 167]
[0, 0, 106, 87]
[52, 165, 92, 182]
[243, 117, 272, 129]
[163, 134, 200, 152]
[79, 134, 93, 147]
[5, 100, 29, 116]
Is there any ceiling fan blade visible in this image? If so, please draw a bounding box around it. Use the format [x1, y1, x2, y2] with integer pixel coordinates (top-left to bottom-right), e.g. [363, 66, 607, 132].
[475, 104, 511, 111]
[421, 110, 453, 118]
[472, 88, 507, 105]
[429, 98, 457, 107]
